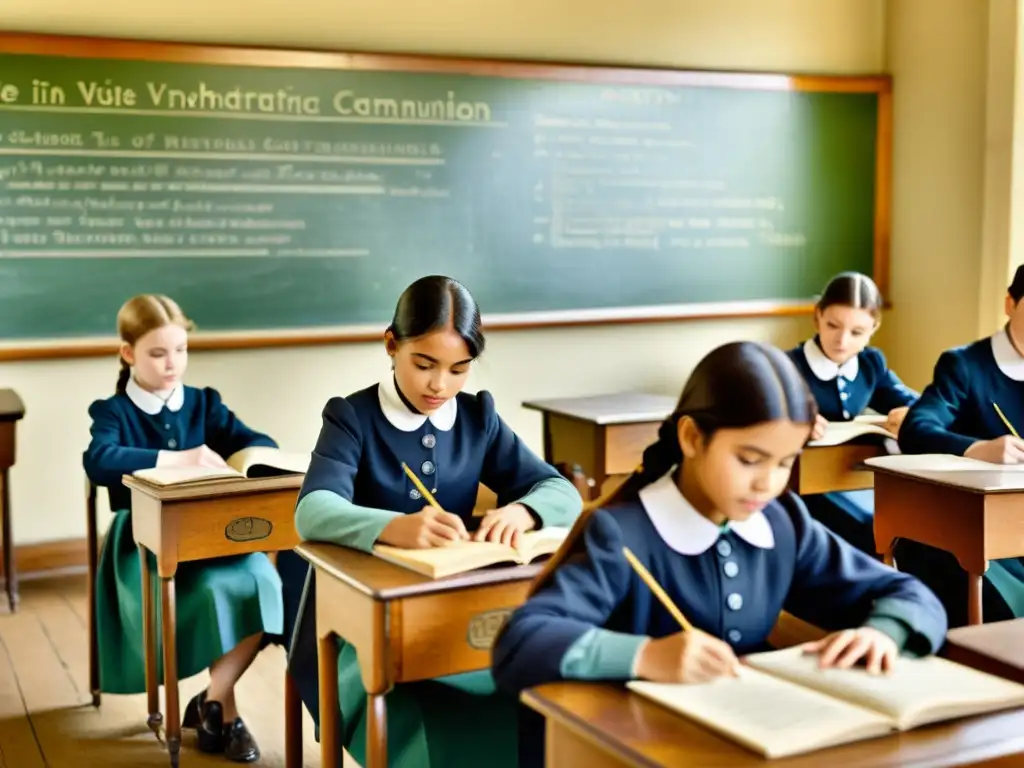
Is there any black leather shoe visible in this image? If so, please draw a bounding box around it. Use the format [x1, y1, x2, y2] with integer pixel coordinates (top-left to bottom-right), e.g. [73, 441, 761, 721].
[182, 689, 207, 729]
[196, 699, 226, 754]
[223, 718, 260, 763]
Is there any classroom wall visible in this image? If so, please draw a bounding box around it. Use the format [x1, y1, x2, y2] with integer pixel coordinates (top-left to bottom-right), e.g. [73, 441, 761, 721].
[0, 0, 891, 545]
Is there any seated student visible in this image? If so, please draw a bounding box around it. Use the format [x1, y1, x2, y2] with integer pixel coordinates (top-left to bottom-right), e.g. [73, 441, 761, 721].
[786, 272, 918, 555]
[491, 341, 946, 759]
[83, 295, 282, 764]
[282, 275, 583, 768]
[896, 265, 1024, 625]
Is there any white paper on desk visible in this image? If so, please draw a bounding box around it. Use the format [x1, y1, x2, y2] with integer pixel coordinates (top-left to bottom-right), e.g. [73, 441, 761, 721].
[865, 454, 1024, 472]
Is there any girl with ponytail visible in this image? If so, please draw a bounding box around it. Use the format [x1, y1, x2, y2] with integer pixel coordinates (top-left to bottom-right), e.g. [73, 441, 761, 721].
[492, 341, 947, 748]
[83, 294, 283, 764]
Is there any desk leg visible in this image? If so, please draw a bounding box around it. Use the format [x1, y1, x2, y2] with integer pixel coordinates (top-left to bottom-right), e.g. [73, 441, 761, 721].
[367, 693, 387, 768]
[284, 671, 302, 768]
[161, 577, 180, 768]
[140, 546, 162, 733]
[318, 633, 342, 768]
[1, 469, 16, 611]
[968, 573, 984, 625]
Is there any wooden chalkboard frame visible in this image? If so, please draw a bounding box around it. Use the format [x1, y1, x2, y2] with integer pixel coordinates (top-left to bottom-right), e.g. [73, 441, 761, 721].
[0, 31, 891, 362]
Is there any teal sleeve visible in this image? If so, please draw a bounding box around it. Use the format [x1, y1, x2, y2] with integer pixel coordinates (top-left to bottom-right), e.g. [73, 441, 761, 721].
[294, 489, 400, 553]
[864, 596, 938, 657]
[558, 626, 649, 680]
[516, 476, 583, 529]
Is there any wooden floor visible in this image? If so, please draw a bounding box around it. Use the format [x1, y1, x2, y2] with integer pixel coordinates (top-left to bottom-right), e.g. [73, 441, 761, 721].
[0, 574, 344, 767]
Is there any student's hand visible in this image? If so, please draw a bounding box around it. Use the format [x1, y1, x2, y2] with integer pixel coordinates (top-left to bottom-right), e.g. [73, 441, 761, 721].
[811, 414, 828, 441]
[964, 435, 1024, 465]
[158, 445, 228, 469]
[884, 406, 910, 436]
[802, 627, 898, 675]
[635, 631, 741, 684]
[378, 506, 470, 549]
[473, 504, 536, 548]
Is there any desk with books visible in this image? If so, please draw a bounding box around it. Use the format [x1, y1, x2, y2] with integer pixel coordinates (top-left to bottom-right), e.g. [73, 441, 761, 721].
[789, 419, 894, 496]
[125, 473, 303, 767]
[868, 454, 1024, 625]
[523, 392, 675, 500]
[291, 542, 544, 768]
[523, 676, 1024, 767]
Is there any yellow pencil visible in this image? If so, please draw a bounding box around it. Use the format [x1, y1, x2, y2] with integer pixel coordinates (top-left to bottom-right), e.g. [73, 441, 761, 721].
[993, 403, 1020, 439]
[401, 462, 441, 509]
[622, 546, 694, 632]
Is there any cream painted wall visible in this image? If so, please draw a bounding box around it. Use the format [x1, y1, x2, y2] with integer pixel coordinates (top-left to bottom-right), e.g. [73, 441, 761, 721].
[0, 0, 887, 544]
[881, 0, 1020, 387]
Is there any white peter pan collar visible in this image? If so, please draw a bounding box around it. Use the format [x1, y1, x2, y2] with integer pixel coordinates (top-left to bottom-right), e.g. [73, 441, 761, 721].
[991, 327, 1024, 382]
[125, 376, 184, 415]
[803, 338, 859, 382]
[638, 468, 775, 556]
[377, 375, 458, 432]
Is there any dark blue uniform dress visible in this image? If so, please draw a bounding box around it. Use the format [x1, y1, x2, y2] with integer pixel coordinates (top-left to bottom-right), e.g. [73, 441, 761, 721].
[897, 327, 1024, 625]
[82, 378, 284, 694]
[787, 338, 918, 554]
[281, 376, 582, 768]
[491, 468, 947, 761]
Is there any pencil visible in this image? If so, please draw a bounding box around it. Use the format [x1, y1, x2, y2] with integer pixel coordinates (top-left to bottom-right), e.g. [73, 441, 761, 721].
[401, 462, 441, 509]
[622, 546, 694, 632]
[993, 403, 1020, 439]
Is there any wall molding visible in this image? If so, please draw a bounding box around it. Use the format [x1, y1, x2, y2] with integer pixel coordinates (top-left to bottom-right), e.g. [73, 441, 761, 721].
[0, 538, 88, 581]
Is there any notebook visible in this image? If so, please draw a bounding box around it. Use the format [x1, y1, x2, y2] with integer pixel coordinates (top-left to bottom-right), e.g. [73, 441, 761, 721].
[372, 526, 569, 578]
[808, 417, 896, 447]
[627, 645, 1024, 759]
[132, 446, 308, 486]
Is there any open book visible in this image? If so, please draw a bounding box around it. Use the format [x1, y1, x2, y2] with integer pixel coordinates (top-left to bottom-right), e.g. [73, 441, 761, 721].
[627, 645, 1024, 759]
[132, 446, 308, 487]
[809, 416, 896, 447]
[372, 526, 569, 578]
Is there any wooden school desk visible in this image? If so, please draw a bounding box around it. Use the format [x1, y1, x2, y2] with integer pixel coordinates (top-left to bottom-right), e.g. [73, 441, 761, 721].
[125, 473, 303, 768]
[294, 542, 543, 768]
[523, 393, 675, 499]
[0, 389, 24, 611]
[789, 439, 885, 495]
[944, 618, 1024, 686]
[522, 681, 1024, 767]
[871, 464, 1024, 626]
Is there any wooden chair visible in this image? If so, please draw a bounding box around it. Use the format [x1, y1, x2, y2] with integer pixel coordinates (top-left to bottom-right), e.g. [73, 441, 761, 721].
[86, 477, 102, 707]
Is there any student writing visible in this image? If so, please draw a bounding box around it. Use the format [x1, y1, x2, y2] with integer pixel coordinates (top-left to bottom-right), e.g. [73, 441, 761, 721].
[281, 275, 583, 768]
[895, 265, 1024, 625]
[491, 341, 946, 759]
[82, 295, 282, 764]
[786, 272, 917, 554]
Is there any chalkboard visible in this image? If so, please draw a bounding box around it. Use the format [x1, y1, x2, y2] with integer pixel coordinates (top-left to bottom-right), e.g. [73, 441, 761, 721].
[0, 33, 890, 359]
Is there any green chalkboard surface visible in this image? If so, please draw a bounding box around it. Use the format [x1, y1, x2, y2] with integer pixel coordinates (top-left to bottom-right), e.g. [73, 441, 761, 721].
[0, 34, 890, 356]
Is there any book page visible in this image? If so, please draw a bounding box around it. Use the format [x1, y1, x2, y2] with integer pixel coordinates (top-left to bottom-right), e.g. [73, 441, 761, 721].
[517, 526, 569, 560]
[133, 465, 242, 486]
[809, 421, 895, 447]
[226, 446, 309, 476]
[627, 666, 893, 759]
[866, 453, 1024, 473]
[373, 539, 520, 578]
[746, 646, 1024, 729]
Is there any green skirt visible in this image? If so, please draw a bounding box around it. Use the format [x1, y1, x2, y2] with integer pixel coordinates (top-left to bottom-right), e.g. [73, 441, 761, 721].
[336, 640, 520, 768]
[95, 508, 284, 694]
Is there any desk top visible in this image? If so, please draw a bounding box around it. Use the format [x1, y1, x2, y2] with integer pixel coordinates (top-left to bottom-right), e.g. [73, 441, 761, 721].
[296, 541, 543, 601]
[523, 682, 1024, 767]
[0, 389, 24, 422]
[867, 461, 1024, 494]
[123, 472, 303, 501]
[522, 392, 675, 425]
[944, 619, 1024, 684]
